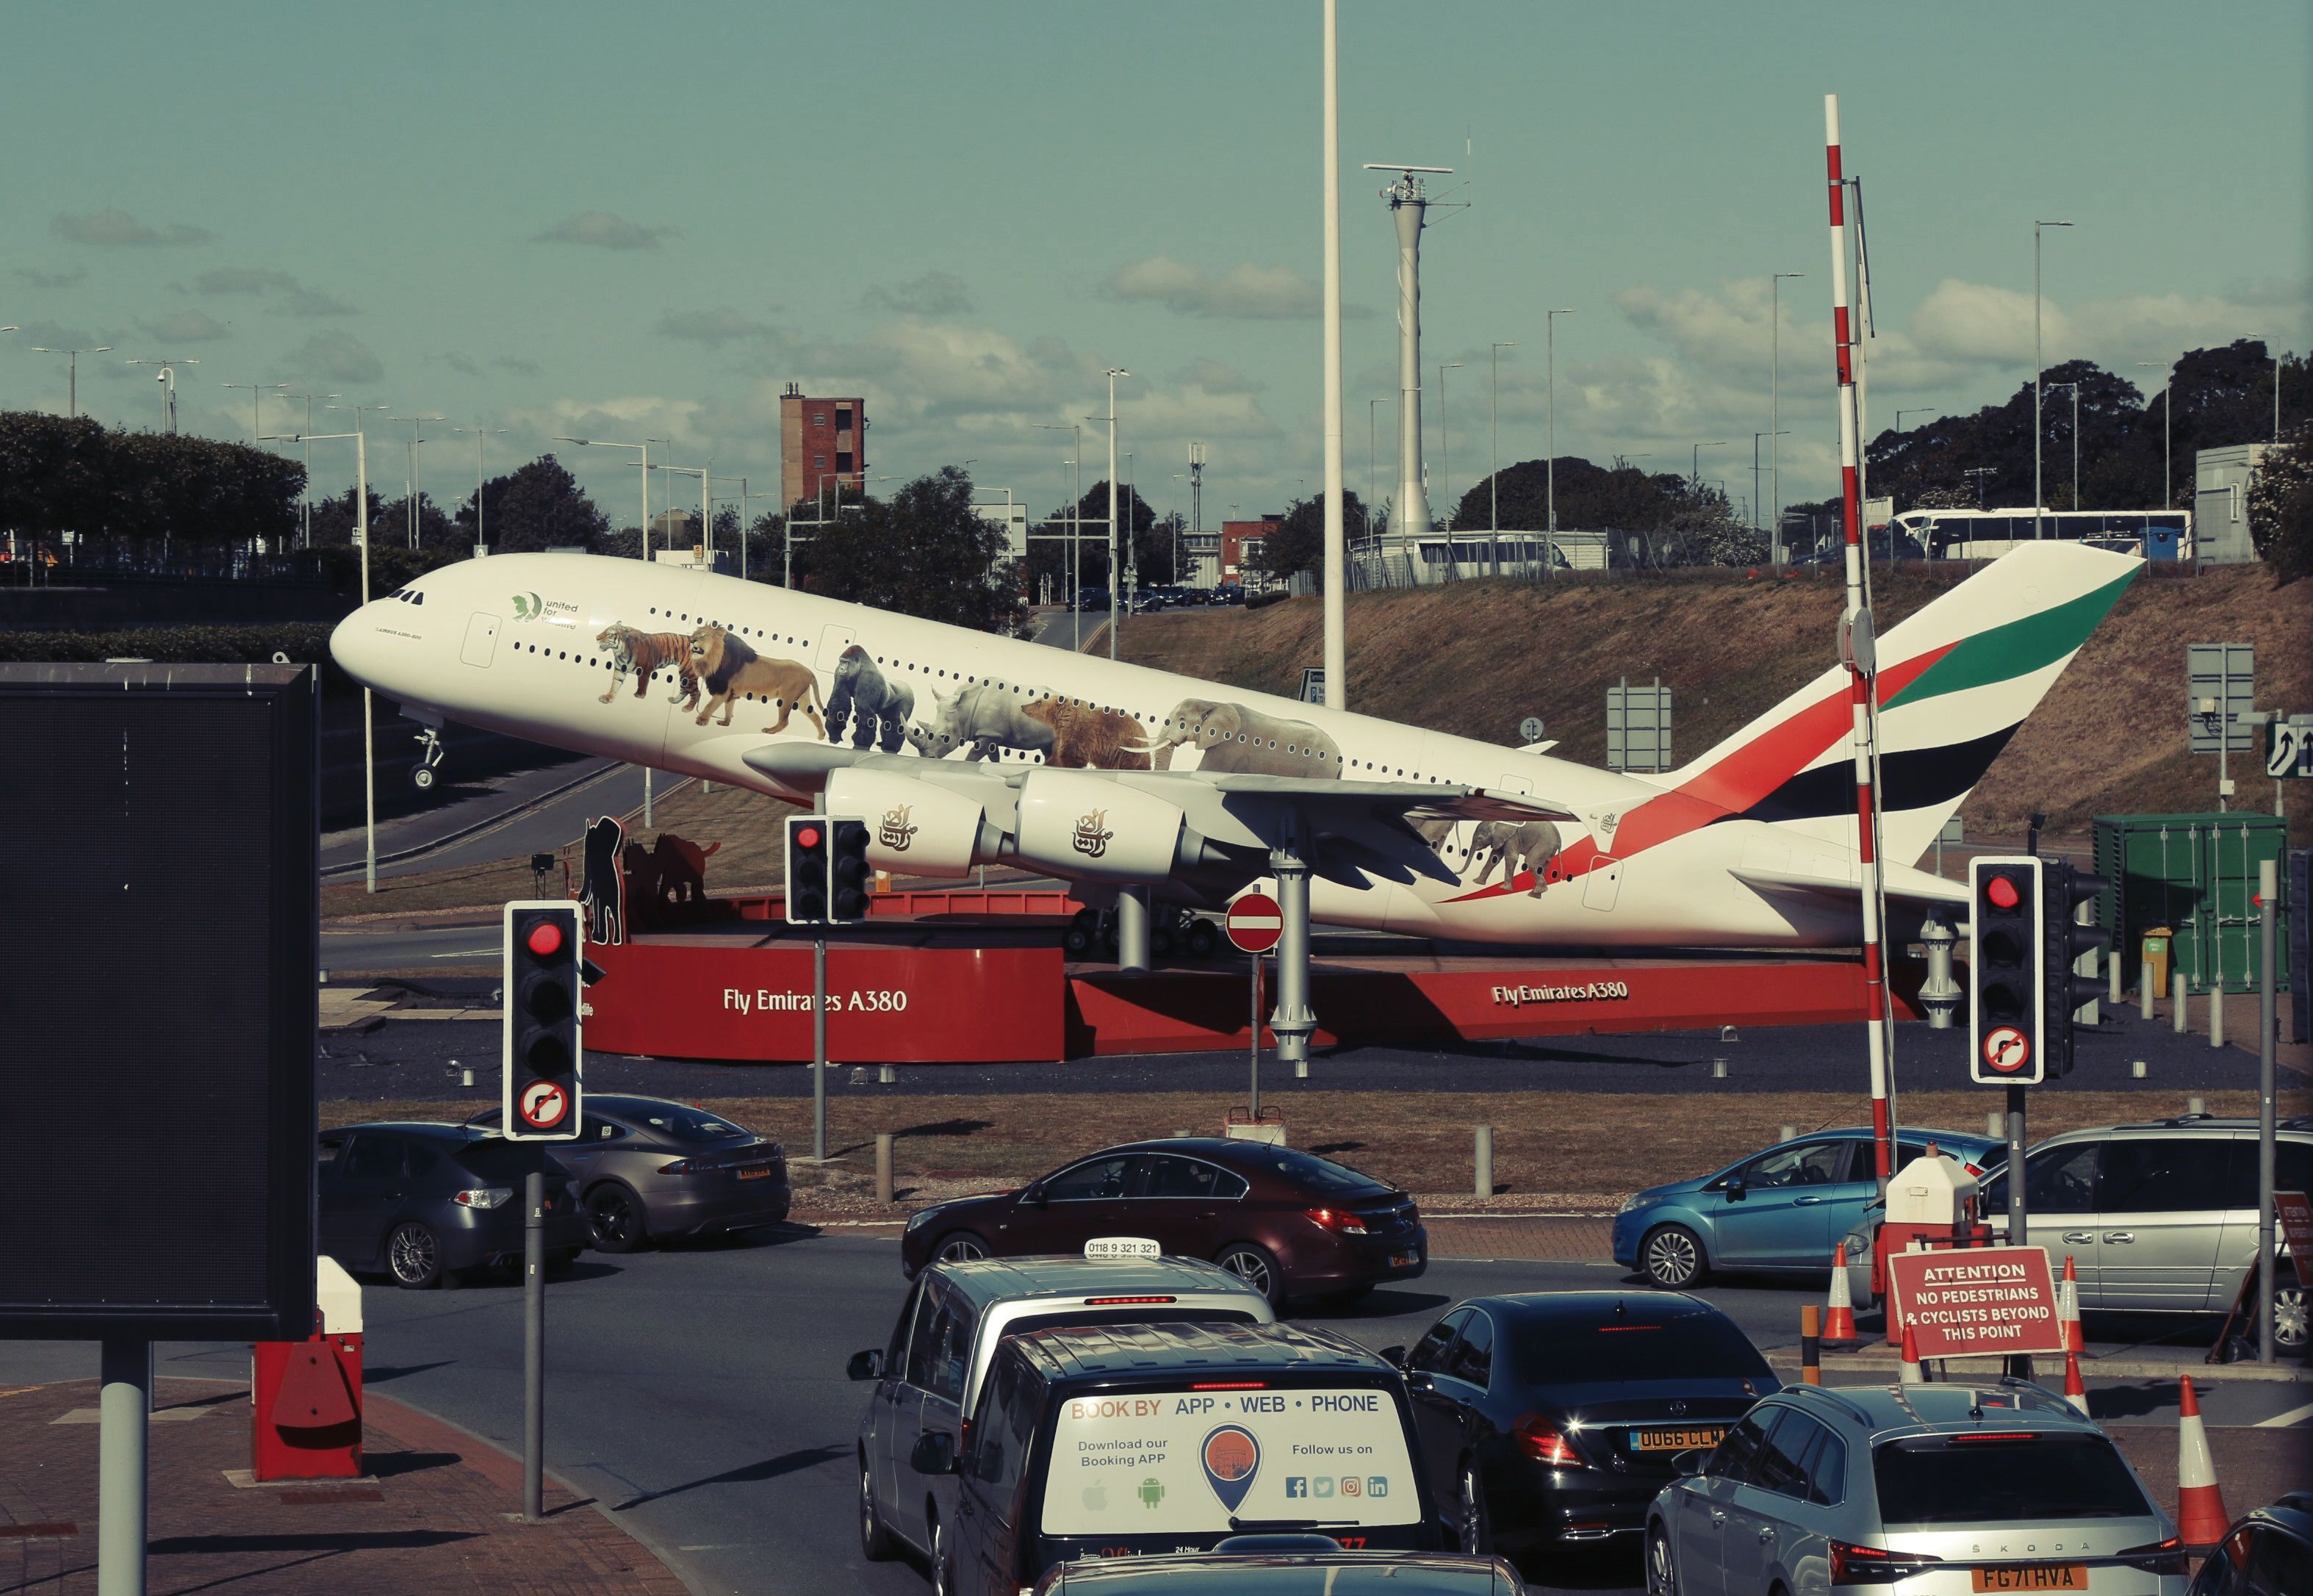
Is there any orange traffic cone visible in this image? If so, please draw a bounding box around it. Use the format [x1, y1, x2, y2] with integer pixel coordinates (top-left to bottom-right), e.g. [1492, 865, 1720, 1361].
[2175, 1376, 2229, 1549]
[1824, 1243, 1859, 1347]
[2058, 1255, 2084, 1353]
[1899, 1322, 1924, 1385]
[2061, 1347, 2090, 1417]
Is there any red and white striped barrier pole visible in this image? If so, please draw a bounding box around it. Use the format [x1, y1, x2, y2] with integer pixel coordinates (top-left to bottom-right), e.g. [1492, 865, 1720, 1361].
[2174, 1375, 2229, 1549]
[1825, 93, 1895, 1185]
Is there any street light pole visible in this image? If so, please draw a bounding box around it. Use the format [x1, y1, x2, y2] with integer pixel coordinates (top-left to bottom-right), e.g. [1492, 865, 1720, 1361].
[268, 429, 371, 887]
[2043, 382, 2082, 511]
[1692, 440, 1727, 489]
[128, 359, 201, 434]
[1105, 367, 1127, 660]
[1438, 362, 1462, 576]
[555, 436, 659, 558]
[451, 425, 506, 551]
[34, 345, 110, 417]
[1770, 273, 1805, 562]
[1489, 341, 1515, 577]
[1545, 309, 1573, 565]
[1318, 0, 1347, 707]
[2033, 220, 2073, 540]
[223, 381, 288, 445]
[2138, 362, 2173, 507]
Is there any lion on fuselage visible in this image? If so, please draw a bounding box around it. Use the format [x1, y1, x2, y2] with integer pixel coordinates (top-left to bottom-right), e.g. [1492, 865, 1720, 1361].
[686, 625, 827, 736]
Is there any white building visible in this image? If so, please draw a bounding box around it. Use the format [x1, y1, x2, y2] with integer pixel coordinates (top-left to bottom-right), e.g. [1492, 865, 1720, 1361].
[2194, 444, 2271, 565]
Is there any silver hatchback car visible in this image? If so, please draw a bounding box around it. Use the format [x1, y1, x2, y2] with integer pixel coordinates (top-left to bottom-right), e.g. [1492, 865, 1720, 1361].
[1647, 1381, 2187, 1595]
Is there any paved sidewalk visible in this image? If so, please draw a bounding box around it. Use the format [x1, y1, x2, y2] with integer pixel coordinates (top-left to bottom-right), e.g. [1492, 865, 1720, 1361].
[0, 1378, 688, 1595]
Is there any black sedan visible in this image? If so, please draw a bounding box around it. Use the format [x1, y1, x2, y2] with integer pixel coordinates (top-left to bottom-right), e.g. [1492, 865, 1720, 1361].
[1383, 1292, 1777, 1570]
[899, 1138, 1425, 1310]
[466, 1095, 790, 1252]
[319, 1122, 590, 1289]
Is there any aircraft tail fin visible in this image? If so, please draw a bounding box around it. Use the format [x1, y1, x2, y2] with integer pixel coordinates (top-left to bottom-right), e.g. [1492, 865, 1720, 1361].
[1655, 542, 2140, 866]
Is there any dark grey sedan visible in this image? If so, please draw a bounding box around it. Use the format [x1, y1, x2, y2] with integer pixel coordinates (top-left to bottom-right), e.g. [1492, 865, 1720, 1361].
[319, 1123, 590, 1289]
[466, 1094, 791, 1252]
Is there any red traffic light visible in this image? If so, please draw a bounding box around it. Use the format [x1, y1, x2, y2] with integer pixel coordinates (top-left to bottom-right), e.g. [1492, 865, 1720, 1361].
[1985, 875, 2020, 910]
[525, 920, 566, 957]
[796, 825, 822, 850]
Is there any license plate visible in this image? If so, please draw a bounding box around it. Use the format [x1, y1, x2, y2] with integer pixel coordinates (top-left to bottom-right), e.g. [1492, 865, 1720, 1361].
[1971, 1565, 2088, 1592]
[1631, 1427, 1727, 1452]
[1389, 1249, 1419, 1268]
[736, 1167, 771, 1181]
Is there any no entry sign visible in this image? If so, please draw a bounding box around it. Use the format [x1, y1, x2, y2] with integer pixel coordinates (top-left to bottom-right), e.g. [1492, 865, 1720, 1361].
[1887, 1245, 2062, 1359]
[1226, 893, 1284, 955]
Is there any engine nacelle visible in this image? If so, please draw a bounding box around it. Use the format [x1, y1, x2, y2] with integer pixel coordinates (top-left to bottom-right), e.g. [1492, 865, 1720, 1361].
[1014, 768, 1187, 882]
[824, 767, 1003, 880]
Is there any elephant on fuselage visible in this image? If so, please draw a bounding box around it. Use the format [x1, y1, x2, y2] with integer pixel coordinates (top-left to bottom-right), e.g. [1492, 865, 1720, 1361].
[1127, 698, 1344, 778]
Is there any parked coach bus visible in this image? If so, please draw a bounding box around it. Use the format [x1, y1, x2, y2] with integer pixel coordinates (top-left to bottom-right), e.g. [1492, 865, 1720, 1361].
[1891, 506, 2193, 562]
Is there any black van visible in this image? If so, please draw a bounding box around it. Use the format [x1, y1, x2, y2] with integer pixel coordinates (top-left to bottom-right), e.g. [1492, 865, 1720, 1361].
[910, 1320, 1440, 1596]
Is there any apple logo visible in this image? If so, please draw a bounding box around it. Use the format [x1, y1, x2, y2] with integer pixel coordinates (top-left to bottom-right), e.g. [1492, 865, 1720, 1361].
[1082, 1485, 1108, 1512]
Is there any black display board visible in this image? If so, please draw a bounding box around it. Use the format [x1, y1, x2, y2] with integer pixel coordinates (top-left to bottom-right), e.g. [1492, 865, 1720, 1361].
[0, 664, 317, 1339]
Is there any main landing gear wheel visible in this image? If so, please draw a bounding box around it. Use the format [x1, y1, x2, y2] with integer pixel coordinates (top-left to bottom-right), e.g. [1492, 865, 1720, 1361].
[1062, 909, 1097, 955]
[1184, 919, 1220, 959]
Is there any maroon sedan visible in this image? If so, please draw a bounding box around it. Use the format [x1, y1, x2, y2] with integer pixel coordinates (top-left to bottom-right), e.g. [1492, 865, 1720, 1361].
[897, 1137, 1425, 1309]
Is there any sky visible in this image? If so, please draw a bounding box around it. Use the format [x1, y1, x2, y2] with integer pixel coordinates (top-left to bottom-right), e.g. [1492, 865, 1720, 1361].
[5, 0, 2308, 531]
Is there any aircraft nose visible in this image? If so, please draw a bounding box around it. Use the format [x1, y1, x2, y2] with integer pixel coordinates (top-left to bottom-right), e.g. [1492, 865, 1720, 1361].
[328, 598, 400, 690]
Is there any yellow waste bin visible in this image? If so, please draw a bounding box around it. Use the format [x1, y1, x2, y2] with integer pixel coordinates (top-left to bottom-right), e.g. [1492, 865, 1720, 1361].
[2142, 927, 2172, 993]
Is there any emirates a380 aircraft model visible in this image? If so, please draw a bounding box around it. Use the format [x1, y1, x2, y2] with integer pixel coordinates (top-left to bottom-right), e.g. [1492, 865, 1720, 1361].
[330, 540, 2137, 949]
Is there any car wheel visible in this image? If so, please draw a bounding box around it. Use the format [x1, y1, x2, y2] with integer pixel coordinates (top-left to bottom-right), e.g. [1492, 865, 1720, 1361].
[1456, 1462, 1490, 1556]
[2276, 1271, 2306, 1353]
[858, 1458, 897, 1561]
[1215, 1243, 1286, 1311]
[929, 1513, 953, 1596]
[386, 1221, 446, 1290]
[1641, 1224, 1707, 1290]
[934, 1231, 990, 1265]
[586, 1183, 649, 1253]
[1647, 1525, 1677, 1595]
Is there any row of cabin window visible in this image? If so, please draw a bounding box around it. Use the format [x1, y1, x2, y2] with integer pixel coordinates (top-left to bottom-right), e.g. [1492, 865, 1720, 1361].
[627, 604, 1438, 780]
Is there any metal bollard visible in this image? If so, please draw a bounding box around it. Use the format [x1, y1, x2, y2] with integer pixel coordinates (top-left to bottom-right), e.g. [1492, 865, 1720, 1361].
[1474, 1126, 1494, 1199]
[1800, 1304, 1822, 1385]
[2173, 973, 2187, 1034]
[2187, 1096, 2206, 1116]
[2209, 983, 2224, 1049]
[1780, 1124, 1797, 1144]
[1986, 1110, 2004, 1139]
[2130, 1060, 2147, 1079]
[2140, 965, 2154, 1021]
[875, 1132, 893, 1206]
[2108, 949, 2123, 1006]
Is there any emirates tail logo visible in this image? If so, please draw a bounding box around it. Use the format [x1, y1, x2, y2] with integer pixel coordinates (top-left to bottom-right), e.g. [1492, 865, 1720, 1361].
[1072, 808, 1114, 858]
[879, 804, 918, 851]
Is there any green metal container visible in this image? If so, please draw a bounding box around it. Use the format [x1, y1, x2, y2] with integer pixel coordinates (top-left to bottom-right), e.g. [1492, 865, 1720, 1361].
[2093, 813, 2292, 995]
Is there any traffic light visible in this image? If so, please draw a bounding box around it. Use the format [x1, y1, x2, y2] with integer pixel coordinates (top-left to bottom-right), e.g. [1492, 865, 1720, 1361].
[2042, 861, 2111, 1079]
[1969, 856, 2044, 1085]
[829, 816, 871, 924]
[503, 901, 583, 1140]
[785, 815, 829, 925]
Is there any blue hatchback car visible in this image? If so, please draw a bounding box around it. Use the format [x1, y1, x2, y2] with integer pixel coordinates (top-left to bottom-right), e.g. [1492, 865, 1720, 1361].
[1611, 1127, 2002, 1289]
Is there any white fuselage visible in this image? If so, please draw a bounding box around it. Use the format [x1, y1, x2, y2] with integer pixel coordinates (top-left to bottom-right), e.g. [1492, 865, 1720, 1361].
[332, 553, 1867, 949]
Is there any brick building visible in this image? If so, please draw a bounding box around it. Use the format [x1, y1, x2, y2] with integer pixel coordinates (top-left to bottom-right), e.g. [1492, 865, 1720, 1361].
[1219, 515, 1281, 584]
[779, 384, 866, 515]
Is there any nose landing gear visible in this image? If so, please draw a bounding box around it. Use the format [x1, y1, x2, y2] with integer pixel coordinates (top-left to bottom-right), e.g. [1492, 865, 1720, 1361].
[410, 727, 447, 792]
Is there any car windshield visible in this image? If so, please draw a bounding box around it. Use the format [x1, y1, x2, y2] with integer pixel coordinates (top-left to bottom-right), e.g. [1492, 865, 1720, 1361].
[625, 1104, 750, 1143]
[1259, 1149, 1388, 1195]
[1508, 1304, 1771, 1384]
[1873, 1434, 2151, 1525]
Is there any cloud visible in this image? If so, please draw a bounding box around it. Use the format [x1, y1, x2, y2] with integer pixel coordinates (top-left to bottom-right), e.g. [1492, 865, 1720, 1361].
[179, 266, 356, 317]
[440, 352, 482, 377]
[862, 271, 974, 317]
[655, 306, 775, 345]
[16, 319, 99, 351]
[137, 310, 231, 343]
[278, 329, 384, 384]
[52, 209, 212, 248]
[1172, 357, 1264, 395]
[494, 356, 542, 376]
[532, 211, 676, 250]
[1104, 256, 1359, 320]
[15, 264, 88, 289]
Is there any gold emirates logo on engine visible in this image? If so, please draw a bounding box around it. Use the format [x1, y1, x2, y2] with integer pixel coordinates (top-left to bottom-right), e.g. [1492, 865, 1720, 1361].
[879, 804, 918, 851]
[1072, 808, 1113, 859]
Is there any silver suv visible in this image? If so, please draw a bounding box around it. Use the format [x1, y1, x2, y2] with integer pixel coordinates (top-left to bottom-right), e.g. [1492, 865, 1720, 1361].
[1647, 1381, 2187, 1595]
[1849, 1115, 2310, 1351]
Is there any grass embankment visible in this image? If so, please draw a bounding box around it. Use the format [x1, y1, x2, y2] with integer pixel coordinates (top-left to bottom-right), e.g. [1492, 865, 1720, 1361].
[318, 1088, 2284, 1215]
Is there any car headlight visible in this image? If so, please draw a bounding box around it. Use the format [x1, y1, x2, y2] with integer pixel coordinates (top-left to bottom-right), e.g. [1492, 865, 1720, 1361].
[1616, 1193, 1644, 1215]
[904, 1209, 932, 1232]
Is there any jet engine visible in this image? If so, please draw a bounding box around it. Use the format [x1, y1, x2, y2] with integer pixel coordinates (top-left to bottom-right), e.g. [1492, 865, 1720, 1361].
[1014, 768, 1206, 883]
[824, 767, 1005, 879]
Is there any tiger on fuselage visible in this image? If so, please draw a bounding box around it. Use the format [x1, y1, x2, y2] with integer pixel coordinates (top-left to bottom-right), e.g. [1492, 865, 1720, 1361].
[594, 624, 702, 708]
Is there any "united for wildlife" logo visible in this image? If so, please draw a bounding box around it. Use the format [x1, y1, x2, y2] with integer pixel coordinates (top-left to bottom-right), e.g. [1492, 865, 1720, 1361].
[879, 804, 918, 852]
[1072, 808, 1114, 859]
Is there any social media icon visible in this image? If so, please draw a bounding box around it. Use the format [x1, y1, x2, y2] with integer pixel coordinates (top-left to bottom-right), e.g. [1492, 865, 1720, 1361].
[1341, 1477, 1362, 1498]
[1368, 1477, 1389, 1498]
[1314, 1477, 1335, 1498]
[1285, 1478, 1308, 1499]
